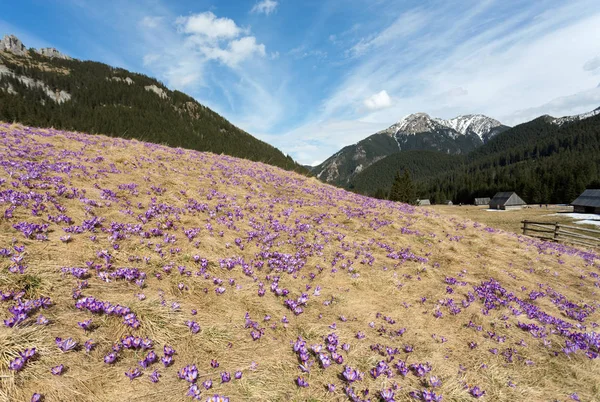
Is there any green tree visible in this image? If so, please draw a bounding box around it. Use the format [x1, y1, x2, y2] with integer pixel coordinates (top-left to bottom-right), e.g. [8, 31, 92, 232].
[389, 169, 416, 204]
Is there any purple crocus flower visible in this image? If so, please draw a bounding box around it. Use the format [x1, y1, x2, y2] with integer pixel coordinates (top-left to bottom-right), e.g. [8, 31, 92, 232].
[187, 384, 202, 400]
[296, 376, 309, 387]
[203, 379, 213, 390]
[234, 371, 242, 380]
[9, 357, 25, 371]
[37, 315, 49, 325]
[380, 388, 395, 402]
[186, 320, 201, 334]
[21, 348, 36, 360]
[429, 376, 442, 388]
[410, 389, 443, 401]
[140, 350, 157, 368]
[161, 355, 173, 367]
[327, 384, 336, 392]
[342, 366, 359, 383]
[124, 368, 142, 381]
[55, 337, 78, 352]
[220, 372, 231, 383]
[178, 364, 199, 383]
[164, 345, 176, 356]
[84, 339, 95, 353]
[149, 370, 161, 383]
[78, 319, 93, 331]
[31, 394, 43, 402]
[206, 396, 230, 402]
[210, 359, 219, 368]
[51, 364, 64, 375]
[469, 386, 485, 398]
[104, 352, 117, 364]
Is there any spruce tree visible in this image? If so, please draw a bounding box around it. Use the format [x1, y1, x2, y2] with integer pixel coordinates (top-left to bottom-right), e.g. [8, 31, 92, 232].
[389, 169, 416, 204]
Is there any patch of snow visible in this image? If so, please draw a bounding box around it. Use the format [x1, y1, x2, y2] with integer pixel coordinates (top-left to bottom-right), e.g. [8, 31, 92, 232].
[552, 108, 600, 126]
[435, 114, 504, 141]
[547, 213, 600, 221]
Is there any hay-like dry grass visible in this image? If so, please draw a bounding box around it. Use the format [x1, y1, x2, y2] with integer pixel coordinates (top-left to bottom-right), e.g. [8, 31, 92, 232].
[0, 123, 598, 402]
[430, 205, 595, 234]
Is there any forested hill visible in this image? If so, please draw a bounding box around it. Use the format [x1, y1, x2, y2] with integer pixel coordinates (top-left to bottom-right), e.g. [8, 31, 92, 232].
[349, 151, 462, 196]
[422, 112, 600, 204]
[0, 41, 305, 173]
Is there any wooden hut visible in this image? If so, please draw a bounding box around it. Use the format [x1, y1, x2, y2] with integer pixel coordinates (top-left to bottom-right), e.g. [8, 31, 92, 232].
[489, 192, 526, 210]
[416, 199, 431, 206]
[474, 197, 490, 206]
[571, 189, 600, 214]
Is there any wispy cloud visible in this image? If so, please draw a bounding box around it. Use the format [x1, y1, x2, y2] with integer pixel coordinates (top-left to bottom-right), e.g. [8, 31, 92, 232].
[363, 90, 392, 111]
[281, 0, 600, 164]
[251, 0, 279, 16]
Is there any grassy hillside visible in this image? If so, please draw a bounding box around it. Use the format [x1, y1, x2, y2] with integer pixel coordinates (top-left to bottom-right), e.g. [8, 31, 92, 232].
[0, 50, 305, 173]
[0, 123, 599, 401]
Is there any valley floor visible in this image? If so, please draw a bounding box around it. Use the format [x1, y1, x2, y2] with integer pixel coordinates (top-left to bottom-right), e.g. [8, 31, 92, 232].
[430, 205, 598, 234]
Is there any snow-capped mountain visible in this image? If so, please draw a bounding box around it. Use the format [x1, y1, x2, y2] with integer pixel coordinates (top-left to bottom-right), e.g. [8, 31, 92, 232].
[313, 112, 509, 186]
[551, 107, 600, 126]
[435, 114, 507, 143]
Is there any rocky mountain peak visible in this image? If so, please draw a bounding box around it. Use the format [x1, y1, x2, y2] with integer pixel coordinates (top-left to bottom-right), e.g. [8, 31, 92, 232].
[35, 47, 71, 60]
[1, 34, 71, 60]
[1, 34, 27, 56]
[377, 112, 444, 136]
[435, 114, 505, 141]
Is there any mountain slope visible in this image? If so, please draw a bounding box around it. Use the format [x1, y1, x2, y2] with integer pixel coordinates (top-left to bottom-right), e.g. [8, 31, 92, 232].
[314, 113, 507, 187]
[349, 150, 462, 196]
[0, 35, 305, 173]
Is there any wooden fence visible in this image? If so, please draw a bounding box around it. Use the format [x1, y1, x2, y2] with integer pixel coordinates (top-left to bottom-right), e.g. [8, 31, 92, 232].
[522, 220, 600, 249]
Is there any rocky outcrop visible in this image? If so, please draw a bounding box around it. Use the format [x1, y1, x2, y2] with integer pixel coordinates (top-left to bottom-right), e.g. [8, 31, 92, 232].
[108, 76, 135, 85]
[144, 84, 168, 99]
[0, 64, 71, 103]
[1, 34, 71, 60]
[35, 47, 72, 60]
[1, 35, 27, 56]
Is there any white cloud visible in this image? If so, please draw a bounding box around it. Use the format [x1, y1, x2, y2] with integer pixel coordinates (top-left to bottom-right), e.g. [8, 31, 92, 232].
[171, 12, 267, 69]
[251, 0, 278, 16]
[363, 90, 392, 110]
[200, 36, 266, 67]
[508, 87, 600, 124]
[177, 12, 243, 40]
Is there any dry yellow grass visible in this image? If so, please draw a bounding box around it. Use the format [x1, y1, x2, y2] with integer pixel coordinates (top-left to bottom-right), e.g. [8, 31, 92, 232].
[429, 205, 587, 234]
[0, 123, 598, 402]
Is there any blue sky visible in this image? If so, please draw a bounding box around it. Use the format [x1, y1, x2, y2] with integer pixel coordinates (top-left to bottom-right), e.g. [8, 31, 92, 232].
[2, 0, 600, 165]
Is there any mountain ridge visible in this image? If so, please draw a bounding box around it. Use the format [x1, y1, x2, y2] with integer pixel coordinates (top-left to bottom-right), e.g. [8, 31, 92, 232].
[314, 112, 508, 186]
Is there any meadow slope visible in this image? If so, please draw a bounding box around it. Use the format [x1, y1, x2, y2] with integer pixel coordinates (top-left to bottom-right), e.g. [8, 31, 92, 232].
[0, 123, 598, 402]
